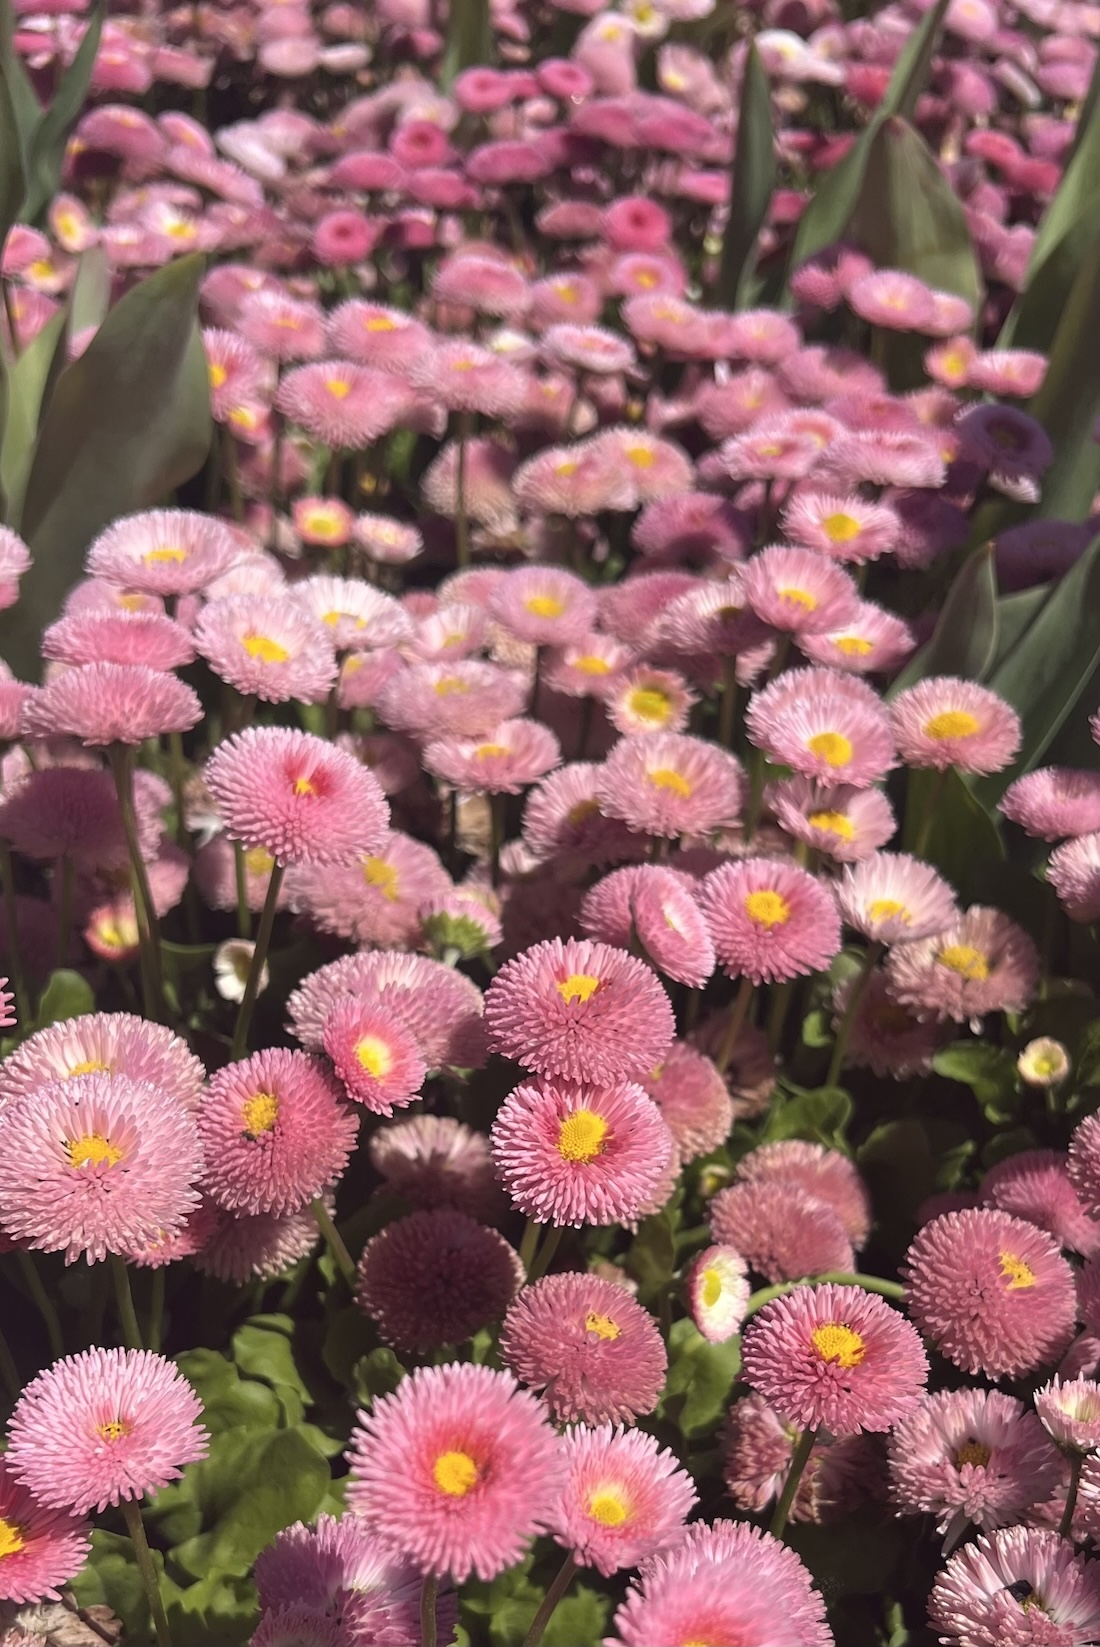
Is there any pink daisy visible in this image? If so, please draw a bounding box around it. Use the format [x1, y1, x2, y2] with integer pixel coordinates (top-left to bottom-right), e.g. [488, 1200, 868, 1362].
[0, 1073, 202, 1265]
[294, 577, 412, 655]
[552, 1425, 695, 1578]
[369, 1116, 502, 1226]
[597, 732, 744, 839]
[885, 906, 1039, 1022]
[490, 1075, 674, 1228]
[0, 1458, 90, 1603]
[929, 1527, 1100, 1647]
[288, 831, 451, 951]
[375, 661, 527, 741]
[605, 668, 698, 739]
[485, 937, 674, 1084]
[325, 299, 433, 370]
[836, 851, 957, 945]
[798, 603, 916, 676]
[252, 1513, 433, 1645]
[891, 678, 1022, 774]
[742, 1282, 928, 1435]
[982, 1150, 1100, 1258]
[746, 667, 896, 788]
[287, 951, 486, 1074]
[1070, 1116, 1100, 1220]
[640, 1042, 733, 1161]
[21, 664, 201, 747]
[721, 1393, 878, 1526]
[513, 442, 635, 517]
[41, 610, 196, 671]
[321, 1001, 427, 1115]
[1036, 1377, 1100, 1455]
[195, 595, 337, 704]
[356, 1209, 522, 1354]
[768, 777, 896, 863]
[291, 497, 355, 550]
[204, 728, 389, 866]
[488, 567, 597, 648]
[202, 328, 263, 421]
[423, 719, 561, 796]
[1000, 768, 1100, 841]
[353, 514, 424, 566]
[85, 509, 240, 596]
[888, 1388, 1063, 1534]
[687, 1245, 750, 1343]
[735, 1140, 872, 1247]
[832, 968, 943, 1078]
[587, 428, 695, 507]
[237, 289, 326, 362]
[542, 322, 636, 375]
[1019, 1039, 1071, 1089]
[903, 1208, 1077, 1377]
[708, 1180, 855, 1283]
[1049, 833, 1100, 922]
[7, 1348, 208, 1513]
[580, 865, 715, 989]
[407, 341, 528, 418]
[824, 428, 946, 490]
[345, 1363, 564, 1582]
[741, 545, 859, 636]
[542, 635, 633, 699]
[0, 1012, 204, 1111]
[499, 1271, 667, 1425]
[699, 858, 841, 985]
[276, 362, 413, 447]
[521, 762, 644, 868]
[781, 491, 900, 564]
[194, 1202, 323, 1286]
[848, 269, 936, 331]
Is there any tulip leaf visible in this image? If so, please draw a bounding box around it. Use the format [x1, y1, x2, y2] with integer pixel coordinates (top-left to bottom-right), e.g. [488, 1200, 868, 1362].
[889, 544, 998, 694]
[1025, 233, 1100, 522]
[0, 56, 25, 253]
[21, 2, 103, 224]
[0, 0, 38, 175]
[0, 304, 66, 528]
[69, 242, 112, 339]
[440, 0, 491, 89]
[714, 44, 775, 309]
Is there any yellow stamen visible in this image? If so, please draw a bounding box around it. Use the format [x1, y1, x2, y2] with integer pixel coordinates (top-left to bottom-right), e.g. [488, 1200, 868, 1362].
[589, 1490, 629, 1526]
[938, 944, 989, 981]
[97, 1419, 130, 1443]
[67, 1134, 122, 1170]
[807, 810, 854, 840]
[585, 1311, 620, 1340]
[242, 633, 289, 664]
[0, 1517, 24, 1560]
[356, 1036, 392, 1078]
[293, 776, 317, 797]
[557, 973, 601, 1005]
[834, 635, 874, 656]
[242, 1092, 279, 1137]
[701, 1268, 723, 1309]
[999, 1251, 1036, 1290]
[567, 799, 600, 826]
[365, 315, 396, 331]
[325, 377, 351, 399]
[245, 847, 275, 875]
[807, 731, 853, 767]
[432, 1450, 479, 1496]
[208, 362, 228, 390]
[68, 1058, 110, 1077]
[779, 586, 817, 612]
[433, 676, 468, 696]
[868, 899, 909, 925]
[625, 446, 655, 469]
[822, 512, 861, 543]
[574, 655, 611, 675]
[143, 547, 186, 565]
[811, 1322, 865, 1368]
[744, 889, 791, 928]
[475, 743, 509, 759]
[525, 594, 565, 619]
[628, 687, 671, 726]
[557, 1109, 610, 1162]
[363, 856, 400, 901]
[955, 1440, 992, 1468]
[648, 767, 691, 797]
[924, 709, 980, 741]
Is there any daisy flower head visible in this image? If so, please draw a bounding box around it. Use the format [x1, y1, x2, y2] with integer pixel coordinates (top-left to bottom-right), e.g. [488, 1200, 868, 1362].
[252, 1512, 433, 1644]
[981, 1149, 1100, 1259]
[1000, 768, 1100, 842]
[325, 299, 433, 370]
[824, 428, 947, 490]
[353, 513, 424, 567]
[194, 1202, 323, 1287]
[513, 441, 636, 517]
[375, 660, 528, 741]
[202, 329, 263, 422]
[1036, 1377, 1100, 1455]
[886, 905, 1039, 1022]
[768, 777, 896, 863]
[735, 1140, 872, 1247]
[847, 268, 936, 331]
[408, 340, 528, 418]
[345, 1362, 564, 1582]
[891, 677, 1021, 774]
[204, 727, 389, 866]
[742, 1282, 928, 1435]
[85, 509, 240, 596]
[294, 577, 413, 655]
[655, 576, 769, 661]
[6, 1347, 208, 1513]
[605, 667, 697, 738]
[542, 322, 636, 375]
[288, 828, 450, 952]
[1019, 1039, 1071, 1090]
[597, 732, 744, 839]
[488, 567, 597, 649]
[699, 858, 841, 985]
[490, 1075, 675, 1228]
[521, 762, 645, 869]
[552, 1425, 696, 1578]
[237, 288, 325, 361]
[640, 1041, 733, 1161]
[1049, 833, 1100, 923]
[903, 1208, 1077, 1378]
[355, 1209, 522, 1354]
[887, 1387, 1063, 1533]
[195, 595, 337, 704]
[741, 545, 859, 636]
[287, 950, 487, 1074]
[580, 865, 716, 989]
[798, 602, 916, 676]
[423, 719, 561, 796]
[722, 1394, 880, 1526]
[21, 664, 201, 748]
[686, 1244, 750, 1343]
[708, 1179, 855, 1283]
[832, 967, 942, 1078]
[291, 497, 355, 550]
[746, 667, 896, 788]
[369, 1115, 502, 1225]
[0, 1012, 204, 1111]
[541, 635, 633, 699]
[41, 610, 196, 672]
[499, 1270, 667, 1425]
[0, 1457, 90, 1603]
[276, 361, 414, 448]
[781, 491, 900, 563]
[1069, 1115, 1100, 1222]
[836, 851, 957, 944]
[485, 936, 674, 1084]
[321, 1000, 427, 1115]
[0, 1073, 202, 1265]
[929, 1526, 1100, 1647]
[587, 427, 695, 506]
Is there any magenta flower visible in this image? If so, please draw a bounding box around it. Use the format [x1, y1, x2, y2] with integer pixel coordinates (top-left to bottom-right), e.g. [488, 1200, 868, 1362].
[355, 1209, 522, 1354]
[288, 950, 487, 1074]
[736, 1140, 872, 1246]
[322, 999, 427, 1115]
[0, 1457, 90, 1603]
[86, 508, 240, 595]
[552, 1425, 696, 1577]
[836, 851, 957, 944]
[699, 858, 841, 985]
[885, 905, 1039, 1022]
[640, 1042, 733, 1161]
[929, 1527, 1100, 1647]
[253, 1513, 439, 1647]
[708, 1180, 855, 1283]
[580, 865, 716, 989]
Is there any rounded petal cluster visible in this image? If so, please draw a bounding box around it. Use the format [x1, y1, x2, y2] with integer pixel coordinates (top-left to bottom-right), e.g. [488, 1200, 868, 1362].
[21, 663, 201, 746]
[890, 677, 1022, 774]
[355, 1209, 522, 1353]
[597, 732, 744, 838]
[552, 1425, 696, 1577]
[0, 1458, 90, 1603]
[699, 858, 841, 984]
[929, 1527, 1100, 1647]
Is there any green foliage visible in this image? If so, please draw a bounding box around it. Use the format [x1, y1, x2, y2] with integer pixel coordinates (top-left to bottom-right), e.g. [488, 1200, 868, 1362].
[762, 1085, 854, 1149]
[19, 3, 103, 222]
[351, 1345, 406, 1408]
[625, 1208, 677, 1301]
[662, 1317, 741, 1438]
[904, 768, 1005, 901]
[1025, 241, 1100, 522]
[714, 45, 775, 309]
[890, 544, 998, 694]
[933, 1041, 1022, 1122]
[35, 967, 94, 1027]
[440, 0, 491, 89]
[172, 1427, 330, 1580]
[0, 305, 66, 525]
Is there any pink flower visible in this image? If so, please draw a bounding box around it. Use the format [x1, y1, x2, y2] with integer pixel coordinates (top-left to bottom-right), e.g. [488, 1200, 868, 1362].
[42, 610, 195, 671]
[353, 513, 424, 566]
[836, 851, 957, 945]
[552, 1425, 695, 1577]
[0, 1073, 202, 1265]
[1050, 833, 1100, 922]
[603, 195, 671, 251]
[597, 732, 744, 839]
[891, 677, 1021, 774]
[237, 289, 326, 361]
[0, 1012, 204, 1112]
[408, 341, 528, 417]
[0, 1458, 90, 1603]
[291, 497, 355, 549]
[580, 865, 715, 988]
[687, 1245, 750, 1343]
[521, 761, 644, 867]
[798, 602, 916, 675]
[499, 1271, 667, 1425]
[831, 968, 942, 1078]
[345, 1363, 564, 1582]
[288, 950, 486, 1074]
[780, 491, 900, 564]
[885, 905, 1039, 1022]
[769, 777, 896, 863]
[376, 660, 527, 741]
[488, 567, 597, 648]
[742, 1282, 928, 1434]
[204, 727, 389, 867]
[736, 1141, 872, 1247]
[355, 1209, 522, 1354]
[903, 1208, 1077, 1378]
[253, 1514, 434, 1647]
[311, 208, 380, 267]
[86, 509, 240, 595]
[587, 427, 695, 506]
[746, 667, 896, 788]
[7, 1348, 208, 1513]
[699, 858, 841, 985]
[542, 322, 636, 375]
[21, 664, 201, 747]
[369, 1115, 502, 1226]
[741, 545, 859, 636]
[708, 1180, 855, 1283]
[195, 1202, 323, 1286]
[326, 299, 432, 370]
[195, 595, 337, 704]
[722, 1394, 880, 1525]
[322, 1001, 427, 1115]
[640, 1042, 733, 1161]
[605, 668, 698, 738]
[424, 719, 561, 795]
[202, 328, 263, 421]
[276, 361, 414, 447]
[1036, 1377, 1100, 1455]
[1001, 768, 1100, 841]
[513, 442, 635, 516]
[847, 269, 936, 330]
[824, 429, 946, 490]
[982, 1150, 1100, 1258]
[929, 1527, 1100, 1647]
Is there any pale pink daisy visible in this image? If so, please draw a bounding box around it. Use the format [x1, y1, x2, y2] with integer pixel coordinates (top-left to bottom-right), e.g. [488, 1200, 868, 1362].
[488, 566, 597, 648]
[375, 661, 528, 741]
[287, 950, 486, 1074]
[640, 1042, 733, 1161]
[782, 491, 900, 563]
[1036, 1377, 1100, 1454]
[741, 545, 859, 636]
[291, 497, 354, 550]
[968, 349, 1048, 398]
[552, 1425, 695, 1577]
[1070, 1115, 1100, 1221]
[237, 289, 325, 361]
[746, 668, 896, 788]
[288, 831, 450, 951]
[521, 762, 644, 868]
[886, 906, 1039, 1022]
[0, 1459, 90, 1603]
[353, 514, 424, 566]
[195, 1202, 324, 1286]
[513, 442, 635, 517]
[836, 851, 957, 945]
[424, 719, 560, 796]
[708, 1180, 855, 1283]
[195, 595, 337, 704]
[587, 427, 695, 506]
[202, 328, 263, 420]
[276, 362, 413, 447]
[542, 635, 633, 699]
[597, 732, 744, 839]
[735, 1140, 872, 1247]
[1049, 833, 1100, 922]
[0, 1012, 204, 1111]
[41, 610, 195, 672]
[929, 1527, 1100, 1647]
[891, 677, 1021, 774]
[699, 858, 841, 984]
[580, 865, 715, 989]
[355, 1209, 522, 1354]
[768, 777, 897, 863]
[824, 429, 947, 490]
[253, 1512, 433, 1644]
[85, 509, 240, 596]
[321, 1001, 427, 1115]
[848, 269, 936, 331]
[21, 664, 201, 747]
[542, 322, 635, 375]
[983, 1150, 1100, 1258]
[1001, 769, 1100, 842]
[605, 667, 698, 738]
[325, 299, 433, 369]
[408, 341, 528, 418]
[687, 1244, 750, 1343]
[798, 603, 917, 675]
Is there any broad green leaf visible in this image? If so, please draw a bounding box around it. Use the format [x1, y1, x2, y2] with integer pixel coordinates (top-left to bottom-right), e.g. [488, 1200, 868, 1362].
[351, 1346, 405, 1409]
[0, 55, 25, 253]
[35, 966, 94, 1027]
[6, 254, 211, 679]
[164, 1572, 258, 1647]
[933, 1041, 1021, 1120]
[903, 768, 1004, 899]
[71, 1528, 163, 1640]
[857, 1120, 940, 1241]
[173, 1428, 329, 1579]
[762, 1086, 853, 1149]
[992, 584, 1050, 673]
[173, 1349, 282, 1436]
[889, 543, 998, 695]
[21, 4, 103, 222]
[232, 1317, 313, 1411]
[625, 1209, 677, 1300]
[0, 304, 66, 527]
[1025, 235, 1100, 522]
[440, 0, 490, 89]
[662, 1317, 741, 1438]
[713, 45, 774, 309]
[0, 0, 37, 177]
[69, 242, 112, 339]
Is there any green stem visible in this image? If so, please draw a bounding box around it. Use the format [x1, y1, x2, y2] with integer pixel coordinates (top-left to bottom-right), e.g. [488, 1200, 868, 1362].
[770, 1426, 817, 1538]
[0, 845, 29, 1027]
[233, 843, 252, 941]
[489, 792, 504, 889]
[222, 423, 243, 523]
[766, 979, 793, 1057]
[121, 1498, 172, 1647]
[420, 1572, 438, 1647]
[110, 1254, 144, 1351]
[167, 731, 190, 851]
[526, 1224, 563, 1286]
[825, 943, 882, 1088]
[0, 1325, 19, 1402]
[518, 1216, 540, 1274]
[230, 862, 285, 1060]
[312, 1198, 356, 1289]
[522, 1554, 578, 1647]
[1061, 1452, 1085, 1540]
[1, 279, 21, 358]
[17, 1251, 64, 1361]
[718, 654, 738, 749]
[744, 1272, 905, 1320]
[109, 746, 164, 1020]
[911, 767, 949, 858]
[148, 1267, 165, 1356]
[455, 412, 472, 569]
[716, 976, 754, 1076]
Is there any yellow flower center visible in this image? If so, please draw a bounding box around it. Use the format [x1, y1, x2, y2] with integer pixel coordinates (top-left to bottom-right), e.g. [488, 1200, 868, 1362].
[822, 512, 861, 543]
[574, 655, 611, 675]
[568, 799, 600, 826]
[0, 1518, 24, 1560]
[557, 1109, 610, 1162]
[97, 1419, 130, 1443]
[301, 510, 345, 540]
[628, 687, 671, 725]
[57, 210, 79, 240]
[525, 594, 565, 619]
[955, 1440, 992, 1469]
[475, 743, 509, 759]
[938, 944, 989, 981]
[208, 362, 228, 390]
[242, 1091, 279, 1137]
[648, 766, 691, 796]
[744, 889, 791, 928]
[67, 1134, 122, 1170]
[68, 1058, 110, 1077]
[356, 1036, 393, 1078]
[868, 899, 909, 925]
[143, 547, 187, 565]
[807, 809, 854, 839]
[701, 1267, 723, 1309]
[228, 406, 259, 432]
[999, 1251, 1036, 1290]
[325, 377, 351, 399]
[779, 586, 817, 612]
[293, 775, 317, 796]
[924, 710, 980, 741]
[555, 459, 579, 477]
[363, 856, 400, 901]
[432, 1450, 479, 1496]
[807, 731, 853, 767]
[433, 676, 468, 696]
[585, 1311, 620, 1340]
[365, 315, 396, 331]
[811, 1323, 866, 1368]
[589, 1489, 630, 1526]
[834, 635, 874, 656]
[242, 633, 290, 664]
[245, 847, 275, 875]
[625, 445, 655, 469]
[557, 973, 601, 1004]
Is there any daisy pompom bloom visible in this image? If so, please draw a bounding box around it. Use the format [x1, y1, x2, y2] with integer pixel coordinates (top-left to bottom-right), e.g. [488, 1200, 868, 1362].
[699, 858, 841, 985]
[708, 1180, 855, 1283]
[928, 1526, 1100, 1647]
[490, 1075, 674, 1228]
[355, 1209, 522, 1355]
[541, 635, 633, 699]
[686, 1245, 750, 1343]
[847, 268, 936, 330]
[0, 1457, 91, 1603]
[287, 950, 486, 1074]
[0, 1073, 201, 1265]
[640, 1042, 733, 1161]
[21, 663, 201, 747]
[605, 667, 698, 738]
[890, 677, 1021, 774]
[195, 595, 337, 704]
[769, 777, 896, 864]
[1001, 768, 1100, 841]
[488, 566, 597, 648]
[735, 1140, 872, 1247]
[833, 969, 942, 1079]
[194, 1202, 323, 1287]
[85, 509, 240, 596]
[722, 1394, 881, 1526]
[202, 327, 263, 419]
[423, 719, 561, 796]
[887, 1388, 1063, 1534]
[1049, 833, 1100, 923]
[197, 1049, 357, 1219]
[742, 1282, 928, 1435]
[781, 491, 899, 564]
[276, 361, 413, 448]
[798, 603, 917, 676]
[580, 865, 715, 989]
[345, 1362, 564, 1583]
[740, 545, 860, 636]
[252, 1514, 435, 1647]
[499, 1271, 667, 1425]
[421, 889, 502, 962]
[521, 762, 644, 868]
[0, 1011, 204, 1111]
[485, 936, 674, 1084]
[836, 850, 957, 945]
[204, 727, 389, 867]
[1036, 1377, 1100, 1455]
[375, 660, 528, 741]
[597, 732, 744, 840]
[1070, 1116, 1100, 1219]
[353, 513, 423, 566]
[903, 1208, 1077, 1378]
[41, 609, 196, 672]
[297, 577, 413, 654]
[7, 1349, 207, 1515]
[746, 667, 896, 788]
[369, 1116, 503, 1225]
[886, 906, 1039, 1022]
[587, 427, 695, 507]
[552, 1425, 696, 1578]
[982, 1150, 1100, 1259]
[321, 1000, 426, 1115]
[408, 341, 529, 418]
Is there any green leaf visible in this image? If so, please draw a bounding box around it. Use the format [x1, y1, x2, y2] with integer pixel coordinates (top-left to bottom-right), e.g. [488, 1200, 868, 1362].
[889, 544, 998, 695]
[351, 1346, 405, 1409]
[70, 1528, 161, 1640]
[21, 3, 103, 223]
[164, 1572, 258, 1647]
[35, 966, 94, 1027]
[544, 1587, 610, 1647]
[625, 1209, 677, 1301]
[713, 45, 774, 309]
[69, 243, 112, 339]
[5, 254, 211, 679]
[440, 0, 491, 89]
[0, 304, 66, 527]
[662, 1317, 741, 1438]
[933, 1041, 1021, 1120]
[0, 0, 40, 175]
[173, 1428, 329, 1579]
[904, 768, 1004, 900]
[0, 51, 26, 253]
[857, 1120, 940, 1242]
[173, 1349, 282, 1437]
[992, 585, 1051, 673]
[762, 1086, 853, 1149]
[1026, 236, 1100, 522]
[232, 1316, 312, 1422]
